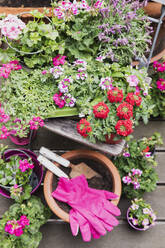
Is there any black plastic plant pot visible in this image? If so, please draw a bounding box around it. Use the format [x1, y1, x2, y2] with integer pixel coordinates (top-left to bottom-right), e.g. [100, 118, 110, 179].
[0, 149, 43, 198]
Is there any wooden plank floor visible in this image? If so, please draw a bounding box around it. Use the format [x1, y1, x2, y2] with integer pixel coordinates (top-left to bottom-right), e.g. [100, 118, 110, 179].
[0, 119, 165, 247]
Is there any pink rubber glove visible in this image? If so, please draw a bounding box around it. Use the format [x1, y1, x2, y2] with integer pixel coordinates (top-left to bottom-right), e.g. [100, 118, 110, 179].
[52, 175, 120, 241]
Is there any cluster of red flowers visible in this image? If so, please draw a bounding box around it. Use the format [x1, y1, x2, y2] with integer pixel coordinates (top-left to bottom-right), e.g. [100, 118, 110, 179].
[126, 92, 142, 106]
[77, 118, 92, 138]
[77, 86, 142, 138]
[115, 119, 133, 136]
[107, 87, 123, 103]
[93, 102, 109, 119]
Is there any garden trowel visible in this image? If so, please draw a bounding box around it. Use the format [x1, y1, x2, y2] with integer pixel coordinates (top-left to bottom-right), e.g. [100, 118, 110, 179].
[37, 147, 101, 179]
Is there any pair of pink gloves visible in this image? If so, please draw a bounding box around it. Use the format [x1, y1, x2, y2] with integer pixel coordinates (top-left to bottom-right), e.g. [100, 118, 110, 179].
[52, 175, 120, 242]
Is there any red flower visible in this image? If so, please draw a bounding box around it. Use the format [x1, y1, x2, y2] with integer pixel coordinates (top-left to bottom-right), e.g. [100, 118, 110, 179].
[142, 146, 150, 153]
[117, 102, 133, 119]
[77, 118, 92, 138]
[125, 92, 142, 106]
[93, 102, 109, 119]
[107, 87, 123, 103]
[115, 119, 133, 136]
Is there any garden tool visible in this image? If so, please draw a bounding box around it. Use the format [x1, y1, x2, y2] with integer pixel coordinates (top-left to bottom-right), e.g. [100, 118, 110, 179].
[52, 175, 121, 242]
[38, 147, 100, 179]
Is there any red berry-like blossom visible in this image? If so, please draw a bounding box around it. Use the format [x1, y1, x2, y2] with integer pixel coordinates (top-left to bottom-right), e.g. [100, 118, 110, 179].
[117, 102, 133, 119]
[77, 118, 92, 138]
[93, 102, 109, 119]
[115, 119, 133, 136]
[142, 146, 150, 153]
[107, 87, 123, 103]
[125, 92, 142, 106]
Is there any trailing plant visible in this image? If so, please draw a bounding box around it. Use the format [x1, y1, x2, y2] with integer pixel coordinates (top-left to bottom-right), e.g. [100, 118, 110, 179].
[0, 196, 51, 248]
[113, 133, 162, 198]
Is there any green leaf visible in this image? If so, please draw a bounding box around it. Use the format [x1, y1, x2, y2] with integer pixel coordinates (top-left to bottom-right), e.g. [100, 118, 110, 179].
[46, 107, 79, 118]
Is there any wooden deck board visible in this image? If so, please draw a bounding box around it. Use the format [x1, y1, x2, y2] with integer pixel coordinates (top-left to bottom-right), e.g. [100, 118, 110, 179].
[39, 221, 165, 248]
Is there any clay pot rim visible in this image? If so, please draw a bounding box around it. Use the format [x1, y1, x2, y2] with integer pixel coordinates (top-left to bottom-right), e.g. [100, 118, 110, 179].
[44, 149, 122, 223]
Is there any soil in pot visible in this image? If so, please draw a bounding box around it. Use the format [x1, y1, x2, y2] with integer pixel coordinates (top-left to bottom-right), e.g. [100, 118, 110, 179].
[52, 157, 113, 214]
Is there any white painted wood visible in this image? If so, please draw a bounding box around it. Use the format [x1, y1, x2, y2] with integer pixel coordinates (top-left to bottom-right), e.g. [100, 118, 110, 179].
[37, 155, 69, 178]
[152, 0, 165, 5]
[39, 147, 70, 167]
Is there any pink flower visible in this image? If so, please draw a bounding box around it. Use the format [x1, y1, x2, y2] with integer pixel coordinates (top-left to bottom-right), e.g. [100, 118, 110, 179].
[156, 78, 165, 91]
[142, 218, 149, 226]
[53, 55, 66, 66]
[122, 176, 132, 185]
[132, 218, 138, 225]
[133, 181, 140, 189]
[29, 116, 44, 130]
[0, 14, 25, 40]
[5, 220, 24, 236]
[18, 215, 30, 228]
[53, 92, 66, 108]
[42, 70, 47, 75]
[131, 168, 142, 176]
[123, 152, 130, 157]
[19, 159, 34, 172]
[126, 75, 139, 87]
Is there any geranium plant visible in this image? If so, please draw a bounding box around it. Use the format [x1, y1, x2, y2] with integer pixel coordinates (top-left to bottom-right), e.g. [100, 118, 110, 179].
[0, 196, 51, 248]
[150, 60, 165, 117]
[127, 198, 156, 230]
[0, 10, 63, 68]
[113, 133, 162, 198]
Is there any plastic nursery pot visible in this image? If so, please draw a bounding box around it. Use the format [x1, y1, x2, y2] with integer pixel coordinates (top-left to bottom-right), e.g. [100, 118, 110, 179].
[0, 149, 43, 198]
[105, 134, 123, 145]
[9, 130, 37, 146]
[44, 149, 122, 223]
[127, 208, 153, 231]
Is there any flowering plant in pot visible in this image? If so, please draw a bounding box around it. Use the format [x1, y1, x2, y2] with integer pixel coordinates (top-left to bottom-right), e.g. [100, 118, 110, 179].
[0, 196, 51, 248]
[0, 144, 43, 200]
[73, 62, 154, 144]
[127, 198, 156, 231]
[51, 0, 152, 65]
[113, 134, 160, 199]
[0, 10, 63, 68]
[150, 60, 165, 117]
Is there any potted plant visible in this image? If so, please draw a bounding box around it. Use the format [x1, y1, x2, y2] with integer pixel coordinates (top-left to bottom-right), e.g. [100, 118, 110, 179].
[0, 9, 62, 68]
[0, 144, 43, 199]
[150, 60, 165, 118]
[43, 149, 122, 223]
[0, 0, 152, 67]
[113, 133, 162, 199]
[127, 198, 156, 231]
[51, 0, 152, 65]
[0, 196, 51, 248]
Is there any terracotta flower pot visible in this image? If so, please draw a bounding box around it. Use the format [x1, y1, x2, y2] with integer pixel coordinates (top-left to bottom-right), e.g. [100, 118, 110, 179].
[105, 134, 122, 145]
[9, 130, 37, 146]
[0, 149, 43, 198]
[44, 149, 122, 223]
